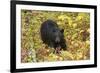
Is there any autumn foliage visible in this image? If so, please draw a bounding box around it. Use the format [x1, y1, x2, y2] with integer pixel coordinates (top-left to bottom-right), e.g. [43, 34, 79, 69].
[21, 10, 90, 63]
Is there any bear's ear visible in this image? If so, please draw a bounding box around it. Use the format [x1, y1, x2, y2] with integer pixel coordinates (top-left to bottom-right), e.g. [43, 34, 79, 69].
[60, 29, 64, 33]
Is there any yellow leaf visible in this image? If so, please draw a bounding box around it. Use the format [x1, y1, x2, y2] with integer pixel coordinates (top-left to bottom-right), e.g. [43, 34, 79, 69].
[73, 23, 77, 28]
[58, 15, 65, 20]
[61, 51, 74, 60]
[86, 40, 90, 45]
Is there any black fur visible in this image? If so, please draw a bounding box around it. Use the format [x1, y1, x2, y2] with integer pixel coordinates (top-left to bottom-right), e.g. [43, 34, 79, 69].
[40, 20, 67, 51]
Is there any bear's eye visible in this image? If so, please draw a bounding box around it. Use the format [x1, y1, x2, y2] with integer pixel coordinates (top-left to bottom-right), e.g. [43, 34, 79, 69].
[53, 29, 56, 32]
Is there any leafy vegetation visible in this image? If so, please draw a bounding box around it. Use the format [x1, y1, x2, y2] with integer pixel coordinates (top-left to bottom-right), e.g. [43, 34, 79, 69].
[21, 10, 90, 63]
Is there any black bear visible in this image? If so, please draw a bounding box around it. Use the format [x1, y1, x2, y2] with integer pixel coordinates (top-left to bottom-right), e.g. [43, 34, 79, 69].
[40, 20, 67, 53]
